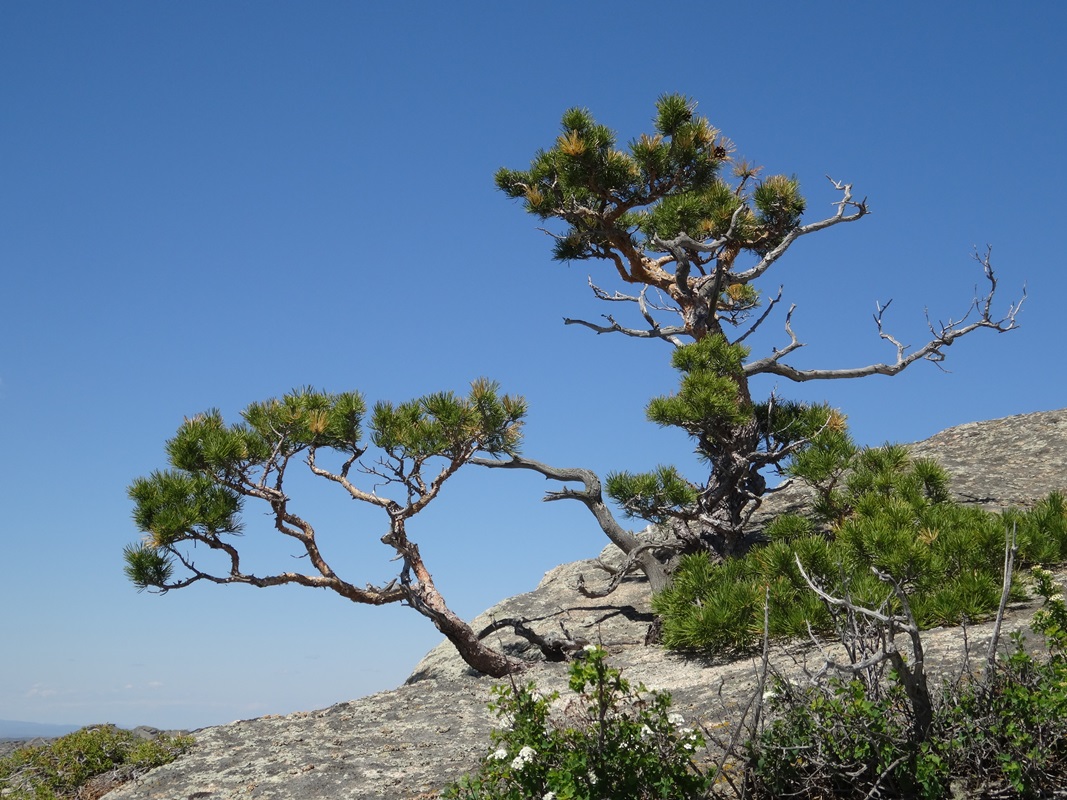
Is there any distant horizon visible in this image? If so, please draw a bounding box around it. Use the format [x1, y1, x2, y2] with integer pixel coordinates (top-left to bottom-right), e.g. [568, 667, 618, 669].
[0, 718, 83, 741]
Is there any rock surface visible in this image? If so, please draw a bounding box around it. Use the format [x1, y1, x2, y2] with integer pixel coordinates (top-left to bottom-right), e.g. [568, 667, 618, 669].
[102, 409, 1067, 800]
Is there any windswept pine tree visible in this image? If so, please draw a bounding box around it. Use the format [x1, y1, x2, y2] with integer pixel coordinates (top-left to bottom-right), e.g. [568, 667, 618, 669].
[487, 94, 1022, 594]
[124, 382, 533, 677]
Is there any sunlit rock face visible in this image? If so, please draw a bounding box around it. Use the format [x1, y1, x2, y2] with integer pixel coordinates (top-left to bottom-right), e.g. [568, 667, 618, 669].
[103, 409, 1067, 800]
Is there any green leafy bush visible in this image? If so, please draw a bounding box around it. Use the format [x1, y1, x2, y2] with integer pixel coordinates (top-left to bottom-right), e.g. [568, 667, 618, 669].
[742, 568, 1067, 798]
[747, 677, 948, 799]
[936, 568, 1067, 796]
[444, 646, 710, 800]
[0, 724, 193, 800]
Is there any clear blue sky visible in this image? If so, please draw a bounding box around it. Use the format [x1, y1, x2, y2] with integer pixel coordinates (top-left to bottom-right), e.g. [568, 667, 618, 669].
[2, 2, 1063, 732]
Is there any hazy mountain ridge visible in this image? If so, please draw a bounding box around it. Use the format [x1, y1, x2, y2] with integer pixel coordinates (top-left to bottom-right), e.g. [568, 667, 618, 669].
[0, 718, 79, 741]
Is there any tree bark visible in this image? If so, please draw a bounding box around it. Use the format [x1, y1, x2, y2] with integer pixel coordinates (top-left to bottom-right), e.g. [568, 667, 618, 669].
[399, 536, 523, 677]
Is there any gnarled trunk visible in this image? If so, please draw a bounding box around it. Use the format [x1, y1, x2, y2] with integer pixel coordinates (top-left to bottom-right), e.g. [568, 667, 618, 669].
[401, 540, 523, 677]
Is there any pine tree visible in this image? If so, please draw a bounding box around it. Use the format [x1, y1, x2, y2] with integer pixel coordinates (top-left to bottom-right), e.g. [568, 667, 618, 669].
[124, 382, 530, 677]
[487, 94, 1022, 591]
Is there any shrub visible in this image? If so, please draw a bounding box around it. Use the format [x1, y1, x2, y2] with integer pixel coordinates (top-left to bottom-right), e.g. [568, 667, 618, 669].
[654, 446, 1065, 654]
[0, 724, 193, 800]
[746, 676, 948, 799]
[444, 646, 710, 800]
[741, 566, 1067, 798]
[1007, 492, 1067, 564]
[936, 569, 1067, 796]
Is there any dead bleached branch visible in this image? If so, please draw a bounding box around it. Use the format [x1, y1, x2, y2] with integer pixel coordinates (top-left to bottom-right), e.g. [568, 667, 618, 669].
[745, 247, 1024, 382]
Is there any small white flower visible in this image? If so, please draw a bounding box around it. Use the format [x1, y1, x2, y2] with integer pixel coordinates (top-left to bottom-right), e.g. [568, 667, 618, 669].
[518, 746, 536, 759]
[583, 644, 599, 652]
[542, 794, 556, 800]
[639, 724, 653, 739]
[667, 712, 685, 727]
[762, 689, 778, 702]
[588, 771, 598, 785]
[490, 748, 508, 761]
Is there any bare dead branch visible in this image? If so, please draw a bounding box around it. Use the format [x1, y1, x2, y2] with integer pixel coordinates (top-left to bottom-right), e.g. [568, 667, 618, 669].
[985, 524, 1018, 679]
[471, 455, 679, 593]
[796, 555, 933, 740]
[745, 249, 1022, 381]
[161, 543, 407, 604]
[733, 285, 785, 345]
[471, 454, 637, 550]
[478, 617, 590, 661]
[587, 278, 642, 304]
[563, 314, 686, 345]
[575, 543, 657, 598]
[307, 448, 394, 509]
[652, 202, 748, 261]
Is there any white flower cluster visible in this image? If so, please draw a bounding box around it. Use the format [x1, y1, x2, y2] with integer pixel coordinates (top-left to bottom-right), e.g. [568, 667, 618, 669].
[656, 711, 700, 751]
[1036, 569, 1065, 606]
[510, 745, 536, 771]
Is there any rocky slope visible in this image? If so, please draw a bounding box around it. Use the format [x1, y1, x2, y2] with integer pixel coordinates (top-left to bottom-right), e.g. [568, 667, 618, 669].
[102, 409, 1067, 800]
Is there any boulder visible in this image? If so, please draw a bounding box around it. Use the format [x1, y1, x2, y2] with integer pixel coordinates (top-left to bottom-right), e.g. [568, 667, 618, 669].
[101, 409, 1067, 800]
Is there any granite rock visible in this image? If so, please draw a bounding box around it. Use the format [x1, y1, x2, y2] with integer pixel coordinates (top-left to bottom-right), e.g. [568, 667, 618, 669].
[101, 409, 1067, 800]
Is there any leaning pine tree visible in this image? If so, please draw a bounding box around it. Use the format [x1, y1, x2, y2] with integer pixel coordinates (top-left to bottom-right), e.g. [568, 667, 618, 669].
[124, 382, 537, 677]
[486, 94, 1023, 596]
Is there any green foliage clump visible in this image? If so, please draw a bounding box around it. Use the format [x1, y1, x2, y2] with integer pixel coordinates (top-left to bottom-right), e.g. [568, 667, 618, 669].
[124, 380, 526, 592]
[1005, 492, 1067, 565]
[0, 725, 193, 800]
[748, 677, 948, 799]
[744, 570, 1067, 798]
[605, 465, 698, 524]
[444, 646, 710, 800]
[495, 93, 806, 267]
[645, 335, 751, 433]
[654, 442, 1067, 654]
[604, 329, 843, 543]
